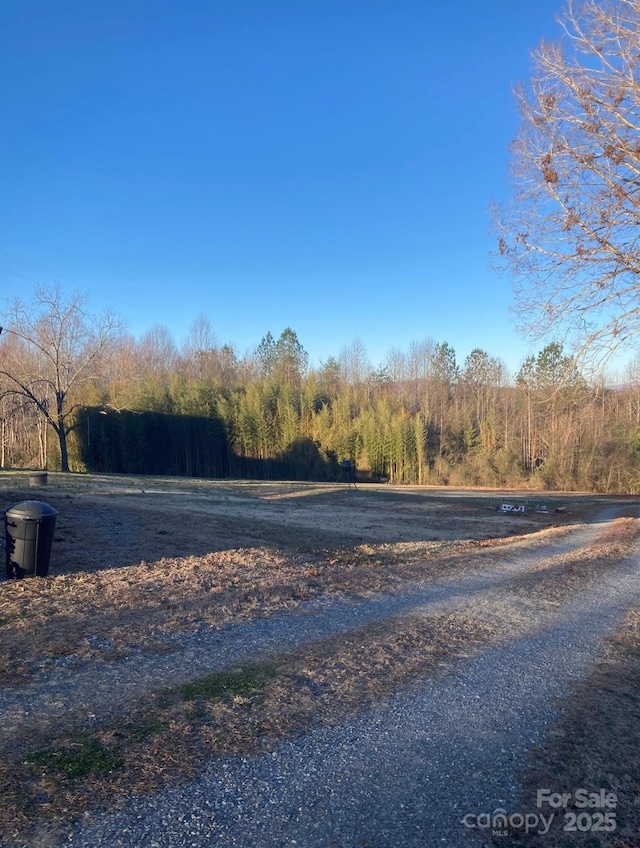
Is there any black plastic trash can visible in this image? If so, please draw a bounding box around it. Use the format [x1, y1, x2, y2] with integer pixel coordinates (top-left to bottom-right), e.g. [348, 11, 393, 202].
[4, 500, 58, 579]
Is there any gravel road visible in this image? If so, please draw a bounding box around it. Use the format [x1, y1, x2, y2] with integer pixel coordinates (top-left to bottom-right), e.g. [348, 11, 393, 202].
[7, 508, 640, 848]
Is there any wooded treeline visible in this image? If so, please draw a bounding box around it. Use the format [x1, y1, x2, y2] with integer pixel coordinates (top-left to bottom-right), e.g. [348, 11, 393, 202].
[3, 320, 640, 493]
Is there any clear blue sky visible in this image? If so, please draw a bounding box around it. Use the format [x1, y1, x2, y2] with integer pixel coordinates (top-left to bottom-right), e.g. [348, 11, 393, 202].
[2, 0, 568, 376]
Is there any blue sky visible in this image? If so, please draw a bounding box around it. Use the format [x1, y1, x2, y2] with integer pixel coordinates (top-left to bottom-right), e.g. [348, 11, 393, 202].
[2, 0, 569, 376]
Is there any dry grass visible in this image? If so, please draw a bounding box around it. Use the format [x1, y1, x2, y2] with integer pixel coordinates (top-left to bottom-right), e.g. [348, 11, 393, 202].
[487, 606, 640, 848]
[0, 483, 600, 687]
[0, 509, 637, 846]
[0, 476, 634, 846]
[0, 608, 499, 844]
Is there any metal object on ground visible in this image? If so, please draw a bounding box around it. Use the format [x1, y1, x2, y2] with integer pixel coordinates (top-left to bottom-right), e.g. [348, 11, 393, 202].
[4, 500, 58, 579]
[338, 459, 358, 490]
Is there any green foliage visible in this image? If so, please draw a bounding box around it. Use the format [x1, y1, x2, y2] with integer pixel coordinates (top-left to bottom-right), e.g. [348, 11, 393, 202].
[123, 716, 165, 743]
[432, 341, 458, 385]
[630, 428, 640, 460]
[277, 437, 338, 481]
[24, 738, 122, 777]
[464, 425, 481, 451]
[257, 328, 308, 386]
[161, 664, 276, 707]
[76, 408, 230, 477]
[9, 317, 640, 491]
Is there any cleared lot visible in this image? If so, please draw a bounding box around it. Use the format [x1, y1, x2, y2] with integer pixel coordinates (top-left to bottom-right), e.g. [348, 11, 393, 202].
[0, 475, 600, 684]
[0, 474, 638, 847]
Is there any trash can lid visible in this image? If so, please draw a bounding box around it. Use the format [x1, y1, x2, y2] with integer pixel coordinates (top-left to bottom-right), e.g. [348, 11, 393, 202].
[5, 500, 58, 519]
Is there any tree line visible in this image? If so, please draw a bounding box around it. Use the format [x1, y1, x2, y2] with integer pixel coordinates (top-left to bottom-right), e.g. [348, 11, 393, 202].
[2, 287, 640, 492]
[5, 2, 640, 492]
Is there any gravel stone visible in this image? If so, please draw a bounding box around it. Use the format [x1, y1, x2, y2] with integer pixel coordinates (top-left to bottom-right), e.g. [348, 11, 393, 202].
[55, 511, 640, 848]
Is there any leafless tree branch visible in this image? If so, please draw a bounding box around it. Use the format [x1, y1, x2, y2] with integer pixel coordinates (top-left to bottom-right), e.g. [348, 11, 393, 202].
[494, 0, 640, 367]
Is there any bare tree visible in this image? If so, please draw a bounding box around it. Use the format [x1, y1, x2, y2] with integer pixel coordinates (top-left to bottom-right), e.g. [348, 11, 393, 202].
[495, 0, 640, 366]
[0, 285, 124, 471]
[184, 313, 217, 356]
[406, 337, 436, 410]
[383, 346, 407, 385]
[139, 323, 178, 377]
[181, 313, 218, 379]
[338, 337, 371, 386]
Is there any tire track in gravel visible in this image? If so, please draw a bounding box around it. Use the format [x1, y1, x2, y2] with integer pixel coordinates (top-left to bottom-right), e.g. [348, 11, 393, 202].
[0, 510, 623, 748]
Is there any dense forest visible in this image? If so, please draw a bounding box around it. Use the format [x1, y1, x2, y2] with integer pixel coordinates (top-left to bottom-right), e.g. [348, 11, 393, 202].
[2, 312, 640, 494]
